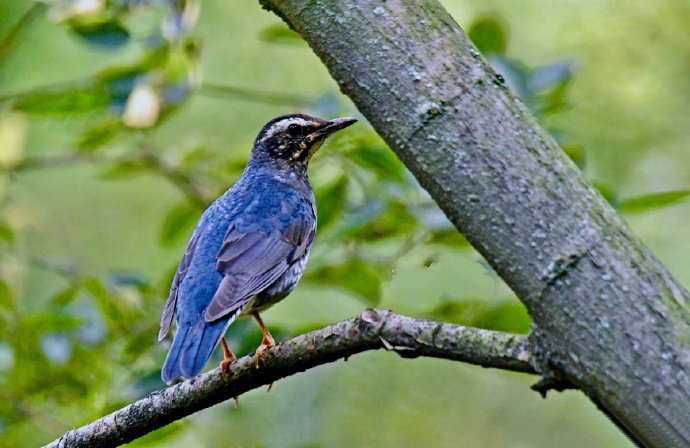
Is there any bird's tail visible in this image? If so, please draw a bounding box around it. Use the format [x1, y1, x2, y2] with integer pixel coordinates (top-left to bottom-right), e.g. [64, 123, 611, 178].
[161, 315, 235, 384]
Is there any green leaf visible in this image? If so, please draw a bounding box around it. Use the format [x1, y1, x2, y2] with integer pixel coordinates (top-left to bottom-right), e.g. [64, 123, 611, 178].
[100, 159, 151, 180]
[532, 76, 573, 117]
[123, 326, 157, 360]
[159, 203, 198, 246]
[472, 301, 531, 333]
[528, 61, 575, 92]
[0, 279, 14, 312]
[561, 144, 586, 170]
[14, 86, 110, 115]
[618, 190, 690, 214]
[593, 182, 619, 207]
[468, 16, 508, 55]
[51, 286, 79, 306]
[346, 200, 417, 241]
[260, 23, 304, 44]
[76, 120, 119, 152]
[100, 67, 147, 110]
[69, 20, 130, 49]
[429, 229, 470, 248]
[304, 258, 383, 304]
[0, 221, 15, 243]
[22, 312, 83, 333]
[315, 175, 348, 231]
[81, 277, 110, 302]
[429, 300, 530, 334]
[107, 271, 149, 290]
[348, 145, 405, 183]
[178, 146, 217, 170]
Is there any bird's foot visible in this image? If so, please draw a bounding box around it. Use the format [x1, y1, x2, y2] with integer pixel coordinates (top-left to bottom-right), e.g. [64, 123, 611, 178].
[220, 337, 237, 375]
[253, 312, 276, 369]
[219, 337, 239, 406]
[253, 312, 276, 391]
[254, 333, 276, 369]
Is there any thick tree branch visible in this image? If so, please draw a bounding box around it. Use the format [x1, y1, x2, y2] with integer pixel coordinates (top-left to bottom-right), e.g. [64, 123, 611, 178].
[42, 310, 533, 448]
[259, 1, 690, 447]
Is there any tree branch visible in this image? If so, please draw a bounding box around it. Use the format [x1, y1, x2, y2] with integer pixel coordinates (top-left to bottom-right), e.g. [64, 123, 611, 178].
[0, 150, 209, 208]
[199, 82, 313, 106]
[41, 310, 534, 448]
[259, 1, 690, 446]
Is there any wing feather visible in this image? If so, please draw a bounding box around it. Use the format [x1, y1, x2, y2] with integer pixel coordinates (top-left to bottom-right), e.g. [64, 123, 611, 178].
[158, 225, 206, 341]
[204, 218, 314, 322]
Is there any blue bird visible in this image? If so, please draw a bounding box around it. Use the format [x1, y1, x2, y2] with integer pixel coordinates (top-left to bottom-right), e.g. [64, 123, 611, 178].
[158, 114, 357, 383]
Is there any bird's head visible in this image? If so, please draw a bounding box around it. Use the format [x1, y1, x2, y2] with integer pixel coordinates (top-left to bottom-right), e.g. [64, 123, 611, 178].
[251, 114, 357, 169]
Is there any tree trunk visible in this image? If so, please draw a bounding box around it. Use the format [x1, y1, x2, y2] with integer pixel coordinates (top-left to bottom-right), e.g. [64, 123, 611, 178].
[260, 1, 690, 446]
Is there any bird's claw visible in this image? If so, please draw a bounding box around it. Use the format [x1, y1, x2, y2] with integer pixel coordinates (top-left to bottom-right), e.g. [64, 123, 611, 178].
[220, 358, 235, 377]
[255, 341, 276, 392]
[254, 337, 275, 369]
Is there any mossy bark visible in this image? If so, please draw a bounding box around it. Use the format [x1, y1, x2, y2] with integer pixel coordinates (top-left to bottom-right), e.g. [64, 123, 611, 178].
[260, 1, 690, 446]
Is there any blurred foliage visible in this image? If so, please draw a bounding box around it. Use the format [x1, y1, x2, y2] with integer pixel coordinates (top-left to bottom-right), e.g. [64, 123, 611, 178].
[0, 0, 687, 447]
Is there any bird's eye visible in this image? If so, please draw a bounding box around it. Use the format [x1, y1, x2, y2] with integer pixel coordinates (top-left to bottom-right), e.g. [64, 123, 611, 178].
[287, 123, 302, 137]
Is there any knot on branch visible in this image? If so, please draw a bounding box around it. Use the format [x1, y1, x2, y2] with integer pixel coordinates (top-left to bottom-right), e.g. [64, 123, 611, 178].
[527, 326, 576, 397]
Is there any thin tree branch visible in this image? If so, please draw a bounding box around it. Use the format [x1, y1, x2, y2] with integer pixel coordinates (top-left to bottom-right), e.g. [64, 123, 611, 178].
[0, 150, 209, 208]
[199, 82, 313, 106]
[41, 309, 535, 448]
[0, 152, 96, 172]
[0, 80, 309, 108]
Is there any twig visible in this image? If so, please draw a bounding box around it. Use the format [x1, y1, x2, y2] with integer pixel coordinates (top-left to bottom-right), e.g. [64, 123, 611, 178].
[200, 82, 313, 106]
[0, 3, 44, 60]
[41, 309, 535, 448]
[0, 150, 209, 208]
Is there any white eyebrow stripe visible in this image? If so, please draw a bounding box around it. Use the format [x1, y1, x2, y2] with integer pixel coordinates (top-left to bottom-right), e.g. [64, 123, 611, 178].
[259, 117, 312, 142]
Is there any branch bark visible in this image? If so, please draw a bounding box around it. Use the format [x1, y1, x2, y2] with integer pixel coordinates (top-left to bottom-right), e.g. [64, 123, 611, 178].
[42, 310, 532, 448]
[259, 1, 690, 447]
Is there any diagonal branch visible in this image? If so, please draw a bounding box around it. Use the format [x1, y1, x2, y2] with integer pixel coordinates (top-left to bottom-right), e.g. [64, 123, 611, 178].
[41, 309, 535, 448]
[259, 1, 690, 446]
[199, 82, 313, 106]
[0, 3, 44, 60]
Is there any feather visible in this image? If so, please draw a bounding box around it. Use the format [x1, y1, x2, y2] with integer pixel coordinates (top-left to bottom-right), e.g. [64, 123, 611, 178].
[204, 223, 310, 321]
[158, 225, 206, 341]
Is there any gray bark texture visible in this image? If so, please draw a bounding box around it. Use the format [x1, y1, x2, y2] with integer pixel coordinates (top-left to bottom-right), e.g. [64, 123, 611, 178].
[42, 310, 532, 448]
[259, 1, 690, 447]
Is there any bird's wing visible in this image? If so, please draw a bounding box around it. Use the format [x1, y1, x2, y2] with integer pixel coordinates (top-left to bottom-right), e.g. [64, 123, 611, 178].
[158, 224, 207, 341]
[204, 218, 314, 322]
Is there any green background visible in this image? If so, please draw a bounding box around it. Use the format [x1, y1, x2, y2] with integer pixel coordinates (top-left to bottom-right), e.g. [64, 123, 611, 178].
[1, 0, 689, 446]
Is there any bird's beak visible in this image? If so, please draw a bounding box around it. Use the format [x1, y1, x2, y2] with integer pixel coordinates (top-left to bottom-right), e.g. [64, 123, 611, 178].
[307, 117, 358, 141]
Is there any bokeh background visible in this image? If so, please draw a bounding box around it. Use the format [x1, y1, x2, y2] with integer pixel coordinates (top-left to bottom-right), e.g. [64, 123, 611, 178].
[1, 0, 689, 446]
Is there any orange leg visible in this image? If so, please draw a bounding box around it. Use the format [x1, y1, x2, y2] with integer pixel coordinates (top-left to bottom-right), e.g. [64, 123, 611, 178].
[219, 337, 239, 406]
[253, 312, 276, 368]
[253, 312, 276, 391]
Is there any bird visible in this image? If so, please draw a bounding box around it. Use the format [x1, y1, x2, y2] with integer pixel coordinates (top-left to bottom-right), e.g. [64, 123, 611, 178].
[158, 113, 357, 384]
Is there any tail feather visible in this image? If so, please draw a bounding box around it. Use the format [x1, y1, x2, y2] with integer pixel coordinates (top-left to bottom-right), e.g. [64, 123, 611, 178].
[161, 323, 189, 383]
[161, 314, 236, 384]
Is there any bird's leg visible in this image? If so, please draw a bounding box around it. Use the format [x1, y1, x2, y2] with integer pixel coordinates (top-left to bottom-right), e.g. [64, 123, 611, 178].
[253, 312, 275, 369]
[253, 312, 276, 392]
[220, 337, 237, 372]
[219, 337, 239, 406]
